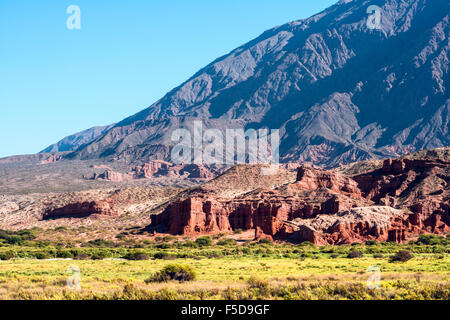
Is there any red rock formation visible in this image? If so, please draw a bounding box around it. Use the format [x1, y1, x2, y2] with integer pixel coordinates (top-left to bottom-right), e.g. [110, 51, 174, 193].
[40, 155, 63, 164]
[150, 157, 449, 244]
[89, 161, 219, 181]
[43, 193, 124, 220]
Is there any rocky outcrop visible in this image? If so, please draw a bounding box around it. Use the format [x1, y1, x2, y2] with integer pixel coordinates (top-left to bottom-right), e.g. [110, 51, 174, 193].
[40, 155, 63, 164]
[285, 206, 404, 245]
[89, 161, 219, 182]
[150, 154, 450, 244]
[42, 192, 124, 220]
[43, 201, 122, 220]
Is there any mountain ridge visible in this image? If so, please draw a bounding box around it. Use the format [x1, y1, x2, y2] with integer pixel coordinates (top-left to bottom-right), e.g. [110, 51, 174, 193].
[42, 0, 449, 167]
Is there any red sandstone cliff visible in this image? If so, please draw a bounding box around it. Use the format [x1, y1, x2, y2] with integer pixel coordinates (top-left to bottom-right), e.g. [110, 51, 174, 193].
[150, 156, 449, 244]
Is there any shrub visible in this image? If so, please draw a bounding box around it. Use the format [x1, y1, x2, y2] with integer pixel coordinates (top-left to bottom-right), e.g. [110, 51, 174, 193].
[146, 264, 196, 283]
[153, 252, 169, 259]
[84, 239, 116, 248]
[247, 276, 270, 296]
[195, 236, 212, 247]
[17, 229, 37, 240]
[217, 239, 236, 246]
[182, 241, 197, 248]
[233, 229, 243, 234]
[34, 251, 52, 259]
[124, 252, 150, 260]
[5, 235, 24, 245]
[390, 250, 413, 263]
[156, 243, 171, 249]
[373, 253, 384, 258]
[74, 253, 90, 260]
[330, 254, 340, 259]
[90, 250, 110, 260]
[0, 250, 15, 260]
[417, 234, 446, 245]
[56, 250, 74, 259]
[258, 239, 272, 245]
[365, 240, 377, 246]
[347, 250, 363, 259]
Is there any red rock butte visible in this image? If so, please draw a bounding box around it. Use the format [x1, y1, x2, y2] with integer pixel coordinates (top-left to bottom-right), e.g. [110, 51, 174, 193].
[150, 157, 449, 245]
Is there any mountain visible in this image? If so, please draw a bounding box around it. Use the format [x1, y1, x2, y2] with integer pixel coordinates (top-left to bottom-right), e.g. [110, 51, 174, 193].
[56, 0, 448, 167]
[41, 125, 114, 153]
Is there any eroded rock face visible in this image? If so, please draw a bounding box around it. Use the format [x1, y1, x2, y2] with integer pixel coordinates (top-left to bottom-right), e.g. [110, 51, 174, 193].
[286, 206, 404, 245]
[89, 161, 219, 181]
[43, 201, 121, 220]
[43, 192, 124, 220]
[150, 156, 450, 244]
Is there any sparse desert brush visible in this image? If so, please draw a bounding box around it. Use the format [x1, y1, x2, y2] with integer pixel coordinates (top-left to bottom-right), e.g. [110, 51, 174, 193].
[347, 250, 363, 259]
[83, 239, 116, 248]
[195, 236, 212, 247]
[155, 243, 171, 249]
[216, 238, 236, 246]
[0, 250, 16, 260]
[390, 250, 414, 263]
[247, 276, 271, 297]
[417, 234, 447, 246]
[123, 252, 149, 260]
[258, 239, 273, 245]
[146, 264, 196, 283]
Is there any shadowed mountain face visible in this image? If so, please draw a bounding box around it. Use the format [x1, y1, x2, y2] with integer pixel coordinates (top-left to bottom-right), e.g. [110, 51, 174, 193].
[41, 125, 114, 153]
[49, 0, 448, 167]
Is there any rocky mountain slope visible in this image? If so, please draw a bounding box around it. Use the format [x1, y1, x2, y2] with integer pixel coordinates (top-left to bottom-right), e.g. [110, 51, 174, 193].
[40, 0, 449, 167]
[41, 125, 114, 153]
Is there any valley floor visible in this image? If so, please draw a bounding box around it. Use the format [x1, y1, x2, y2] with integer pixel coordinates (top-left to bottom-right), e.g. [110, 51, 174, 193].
[0, 252, 448, 300]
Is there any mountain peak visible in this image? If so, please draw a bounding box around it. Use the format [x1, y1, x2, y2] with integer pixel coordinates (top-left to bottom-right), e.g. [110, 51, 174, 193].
[51, 0, 448, 167]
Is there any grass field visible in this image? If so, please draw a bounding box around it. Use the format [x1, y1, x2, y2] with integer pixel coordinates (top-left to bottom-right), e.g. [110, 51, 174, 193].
[0, 231, 448, 300]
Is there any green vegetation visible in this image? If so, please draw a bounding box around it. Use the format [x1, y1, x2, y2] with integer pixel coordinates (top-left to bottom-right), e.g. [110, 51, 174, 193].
[146, 264, 196, 283]
[0, 229, 448, 300]
[390, 250, 414, 263]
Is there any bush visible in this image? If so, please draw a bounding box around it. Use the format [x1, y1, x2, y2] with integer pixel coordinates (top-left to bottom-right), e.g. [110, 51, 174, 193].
[365, 240, 377, 246]
[156, 243, 171, 249]
[124, 252, 150, 260]
[90, 250, 110, 260]
[146, 264, 196, 283]
[195, 236, 212, 247]
[390, 250, 413, 263]
[417, 234, 446, 245]
[0, 250, 15, 260]
[258, 239, 273, 245]
[74, 253, 90, 260]
[182, 241, 197, 248]
[347, 250, 363, 259]
[34, 251, 52, 259]
[5, 235, 24, 245]
[153, 252, 169, 259]
[247, 276, 270, 296]
[56, 250, 74, 259]
[217, 239, 236, 246]
[373, 253, 384, 259]
[84, 239, 116, 248]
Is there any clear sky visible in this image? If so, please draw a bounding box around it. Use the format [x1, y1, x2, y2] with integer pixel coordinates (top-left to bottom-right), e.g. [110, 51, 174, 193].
[0, 0, 337, 158]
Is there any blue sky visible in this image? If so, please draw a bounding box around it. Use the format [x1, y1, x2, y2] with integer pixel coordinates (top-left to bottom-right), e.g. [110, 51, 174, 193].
[0, 0, 336, 158]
